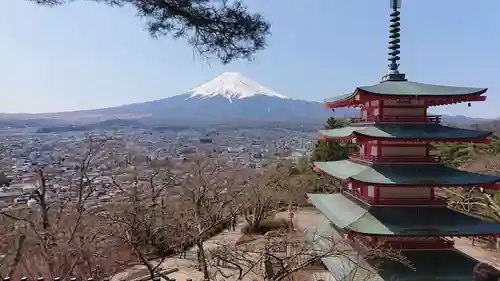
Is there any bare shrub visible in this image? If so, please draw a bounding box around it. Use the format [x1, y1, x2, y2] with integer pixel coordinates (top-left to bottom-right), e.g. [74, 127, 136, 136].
[0, 136, 121, 280]
[241, 217, 289, 235]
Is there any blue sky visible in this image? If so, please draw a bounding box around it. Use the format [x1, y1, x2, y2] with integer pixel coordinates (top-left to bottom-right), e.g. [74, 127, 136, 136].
[1, 0, 499, 117]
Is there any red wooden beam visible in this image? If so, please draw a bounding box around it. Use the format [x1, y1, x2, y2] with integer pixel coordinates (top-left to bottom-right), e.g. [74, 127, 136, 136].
[355, 135, 491, 144]
[323, 94, 486, 109]
[318, 135, 490, 144]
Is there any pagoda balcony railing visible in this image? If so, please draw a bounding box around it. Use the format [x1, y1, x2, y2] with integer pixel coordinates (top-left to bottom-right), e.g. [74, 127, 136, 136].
[376, 197, 446, 206]
[345, 190, 447, 206]
[352, 235, 454, 251]
[381, 238, 455, 250]
[349, 153, 439, 164]
[350, 115, 441, 124]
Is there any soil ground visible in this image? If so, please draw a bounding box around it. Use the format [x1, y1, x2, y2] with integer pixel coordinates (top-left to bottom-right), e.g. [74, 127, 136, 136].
[113, 208, 500, 281]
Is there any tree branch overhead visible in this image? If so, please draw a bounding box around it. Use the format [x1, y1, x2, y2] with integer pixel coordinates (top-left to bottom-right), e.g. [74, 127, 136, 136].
[27, 0, 271, 64]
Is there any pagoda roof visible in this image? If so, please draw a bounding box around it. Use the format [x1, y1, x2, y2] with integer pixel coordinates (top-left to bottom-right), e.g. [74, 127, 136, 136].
[321, 249, 478, 281]
[308, 193, 500, 236]
[319, 124, 491, 141]
[313, 160, 500, 186]
[325, 80, 487, 105]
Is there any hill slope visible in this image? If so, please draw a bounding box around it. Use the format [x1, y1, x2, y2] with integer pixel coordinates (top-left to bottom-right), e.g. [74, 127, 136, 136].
[75, 72, 357, 125]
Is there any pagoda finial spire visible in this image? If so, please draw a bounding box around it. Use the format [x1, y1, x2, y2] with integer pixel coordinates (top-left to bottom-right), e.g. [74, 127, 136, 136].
[382, 0, 407, 82]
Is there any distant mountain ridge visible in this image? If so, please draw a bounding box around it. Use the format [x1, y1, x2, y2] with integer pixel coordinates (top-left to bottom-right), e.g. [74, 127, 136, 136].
[47, 72, 358, 125]
[0, 72, 495, 127]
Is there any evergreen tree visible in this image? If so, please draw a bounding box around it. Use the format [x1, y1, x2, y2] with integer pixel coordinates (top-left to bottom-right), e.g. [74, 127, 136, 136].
[29, 0, 270, 64]
[311, 117, 351, 162]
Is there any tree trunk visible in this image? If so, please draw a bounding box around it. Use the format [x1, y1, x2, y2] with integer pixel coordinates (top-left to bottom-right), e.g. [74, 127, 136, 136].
[196, 240, 210, 280]
[8, 234, 26, 276]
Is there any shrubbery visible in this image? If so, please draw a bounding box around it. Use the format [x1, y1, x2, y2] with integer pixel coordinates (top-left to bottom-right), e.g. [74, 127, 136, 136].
[241, 217, 289, 235]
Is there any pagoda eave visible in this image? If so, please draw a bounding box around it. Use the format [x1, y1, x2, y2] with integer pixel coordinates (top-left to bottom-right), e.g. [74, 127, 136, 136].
[312, 168, 500, 190]
[313, 160, 500, 187]
[312, 171, 500, 190]
[347, 231, 500, 238]
[308, 193, 500, 237]
[317, 135, 491, 144]
[317, 125, 493, 144]
[323, 89, 487, 109]
[428, 95, 486, 106]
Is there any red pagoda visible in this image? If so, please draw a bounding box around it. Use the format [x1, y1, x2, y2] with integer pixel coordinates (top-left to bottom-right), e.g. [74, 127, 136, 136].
[308, 1, 500, 280]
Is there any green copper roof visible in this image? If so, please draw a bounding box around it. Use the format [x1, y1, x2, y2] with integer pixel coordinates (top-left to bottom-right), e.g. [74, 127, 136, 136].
[308, 193, 500, 236]
[324, 80, 487, 104]
[322, 249, 478, 281]
[314, 160, 500, 186]
[301, 207, 480, 281]
[324, 93, 353, 104]
[319, 124, 492, 140]
[360, 80, 487, 96]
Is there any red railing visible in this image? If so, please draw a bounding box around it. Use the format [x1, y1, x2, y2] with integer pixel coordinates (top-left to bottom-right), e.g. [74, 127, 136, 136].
[382, 238, 455, 250]
[350, 115, 441, 124]
[376, 197, 447, 206]
[352, 234, 454, 250]
[345, 190, 446, 206]
[349, 153, 439, 163]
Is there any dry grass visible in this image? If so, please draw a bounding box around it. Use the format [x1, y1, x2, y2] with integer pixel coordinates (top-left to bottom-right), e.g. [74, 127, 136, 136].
[235, 234, 259, 246]
[241, 217, 289, 235]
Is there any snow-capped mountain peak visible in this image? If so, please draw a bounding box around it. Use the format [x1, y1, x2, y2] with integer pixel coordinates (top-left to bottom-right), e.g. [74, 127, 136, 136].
[185, 72, 288, 102]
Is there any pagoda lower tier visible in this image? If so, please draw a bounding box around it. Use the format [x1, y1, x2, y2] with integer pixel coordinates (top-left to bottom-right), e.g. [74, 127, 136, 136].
[321, 248, 479, 281]
[308, 193, 500, 237]
[308, 193, 500, 281]
[305, 193, 486, 281]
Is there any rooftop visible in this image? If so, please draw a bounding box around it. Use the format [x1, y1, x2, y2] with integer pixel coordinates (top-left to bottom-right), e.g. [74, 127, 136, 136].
[318, 124, 492, 142]
[308, 193, 500, 236]
[324, 80, 487, 107]
[313, 160, 500, 186]
[322, 248, 478, 281]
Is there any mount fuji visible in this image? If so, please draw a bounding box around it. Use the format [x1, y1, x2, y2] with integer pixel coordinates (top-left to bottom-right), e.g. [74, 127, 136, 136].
[187, 72, 289, 101]
[2, 72, 358, 127]
[80, 72, 357, 125]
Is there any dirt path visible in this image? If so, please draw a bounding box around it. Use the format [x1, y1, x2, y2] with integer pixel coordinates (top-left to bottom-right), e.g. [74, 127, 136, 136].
[113, 209, 500, 281]
[112, 220, 246, 281]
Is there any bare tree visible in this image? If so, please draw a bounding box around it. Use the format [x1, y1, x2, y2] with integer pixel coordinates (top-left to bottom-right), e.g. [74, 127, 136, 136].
[209, 229, 412, 281]
[445, 153, 500, 251]
[97, 176, 190, 281]
[240, 169, 280, 234]
[177, 157, 246, 280]
[0, 136, 117, 280]
[27, 0, 271, 64]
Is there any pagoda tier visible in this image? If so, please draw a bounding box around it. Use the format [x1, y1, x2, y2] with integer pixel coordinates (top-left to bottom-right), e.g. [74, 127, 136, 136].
[324, 80, 487, 108]
[305, 206, 480, 281]
[313, 160, 500, 191]
[317, 124, 492, 143]
[308, 193, 500, 237]
[322, 249, 478, 281]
